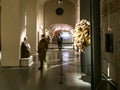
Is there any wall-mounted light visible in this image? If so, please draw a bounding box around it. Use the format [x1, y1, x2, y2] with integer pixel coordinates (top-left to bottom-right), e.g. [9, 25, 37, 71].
[58, 0, 63, 5]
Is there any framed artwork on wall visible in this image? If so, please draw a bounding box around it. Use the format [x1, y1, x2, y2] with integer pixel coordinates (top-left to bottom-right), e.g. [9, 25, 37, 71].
[105, 33, 113, 53]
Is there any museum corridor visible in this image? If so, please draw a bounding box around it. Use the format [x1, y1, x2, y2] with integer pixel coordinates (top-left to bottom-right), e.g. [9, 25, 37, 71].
[0, 44, 117, 90]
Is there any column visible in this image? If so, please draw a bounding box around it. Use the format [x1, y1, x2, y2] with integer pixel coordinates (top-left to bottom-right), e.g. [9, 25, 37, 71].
[26, 0, 37, 55]
[76, 0, 80, 23]
[90, 0, 101, 89]
[1, 0, 26, 66]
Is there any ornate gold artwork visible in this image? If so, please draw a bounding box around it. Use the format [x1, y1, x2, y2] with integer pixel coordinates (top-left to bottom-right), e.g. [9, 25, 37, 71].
[73, 19, 90, 52]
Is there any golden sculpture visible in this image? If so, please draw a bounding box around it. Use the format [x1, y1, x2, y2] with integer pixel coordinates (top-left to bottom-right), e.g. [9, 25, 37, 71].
[73, 19, 90, 52]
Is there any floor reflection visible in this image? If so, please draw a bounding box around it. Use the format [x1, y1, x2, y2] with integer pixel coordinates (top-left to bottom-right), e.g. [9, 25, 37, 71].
[0, 44, 116, 90]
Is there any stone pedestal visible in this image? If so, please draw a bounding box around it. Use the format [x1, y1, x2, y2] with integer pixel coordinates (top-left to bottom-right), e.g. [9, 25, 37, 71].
[20, 56, 34, 66]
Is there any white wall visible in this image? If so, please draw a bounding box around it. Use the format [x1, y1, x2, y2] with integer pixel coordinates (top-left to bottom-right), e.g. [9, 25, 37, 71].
[1, 0, 26, 66]
[26, 0, 37, 54]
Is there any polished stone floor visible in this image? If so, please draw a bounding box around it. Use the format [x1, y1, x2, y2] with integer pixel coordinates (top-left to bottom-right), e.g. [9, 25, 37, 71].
[0, 44, 117, 90]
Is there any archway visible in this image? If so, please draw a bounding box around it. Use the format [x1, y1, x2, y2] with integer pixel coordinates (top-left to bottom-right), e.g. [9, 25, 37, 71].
[46, 24, 74, 43]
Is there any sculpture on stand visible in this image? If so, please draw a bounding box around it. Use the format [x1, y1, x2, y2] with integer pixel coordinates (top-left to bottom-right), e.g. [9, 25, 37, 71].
[21, 37, 31, 58]
[73, 19, 90, 52]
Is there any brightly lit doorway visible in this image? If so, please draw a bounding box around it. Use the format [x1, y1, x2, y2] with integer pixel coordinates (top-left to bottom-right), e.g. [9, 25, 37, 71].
[45, 24, 74, 49]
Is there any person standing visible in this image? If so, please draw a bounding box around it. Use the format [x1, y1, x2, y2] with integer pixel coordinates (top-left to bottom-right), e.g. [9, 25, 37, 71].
[46, 36, 50, 43]
[57, 34, 63, 50]
[38, 34, 48, 70]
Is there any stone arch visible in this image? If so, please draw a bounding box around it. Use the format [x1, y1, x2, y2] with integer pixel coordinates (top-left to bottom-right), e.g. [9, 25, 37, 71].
[46, 23, 74, 43]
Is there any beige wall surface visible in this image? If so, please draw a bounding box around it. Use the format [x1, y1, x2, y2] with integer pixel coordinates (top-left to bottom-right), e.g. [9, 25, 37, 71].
[44, 0, 76, 29]
[101, 0, 120, 89]
[26, 0, 37, 54]
[1, 0, 26, 66]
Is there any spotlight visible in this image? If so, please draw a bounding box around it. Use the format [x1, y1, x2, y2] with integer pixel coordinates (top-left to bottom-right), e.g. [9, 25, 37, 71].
[58, 0, 63, 4]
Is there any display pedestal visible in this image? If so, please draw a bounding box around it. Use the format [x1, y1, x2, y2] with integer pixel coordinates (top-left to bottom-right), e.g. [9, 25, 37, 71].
[20, 56, 34, 66]
[80, 46, 91, 75]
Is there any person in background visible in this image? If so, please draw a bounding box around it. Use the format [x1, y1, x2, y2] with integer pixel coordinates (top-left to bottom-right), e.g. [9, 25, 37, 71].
[57, 34, 63, 50]
[21, 37, 31, 58]
[38, 34, 48, 70]
[46, 36, 50, 44]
